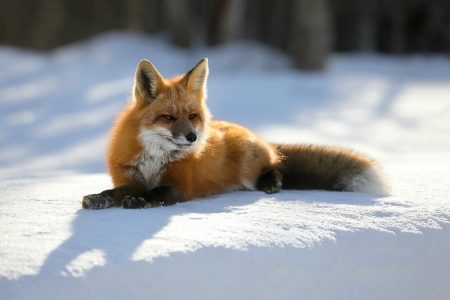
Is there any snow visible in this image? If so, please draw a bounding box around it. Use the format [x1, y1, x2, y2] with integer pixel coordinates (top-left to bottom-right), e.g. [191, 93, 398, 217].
[1, 31, 450, 299]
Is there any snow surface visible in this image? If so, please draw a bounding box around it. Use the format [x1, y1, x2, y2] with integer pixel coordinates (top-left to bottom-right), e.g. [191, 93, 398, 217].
[1, 31, 450, 299]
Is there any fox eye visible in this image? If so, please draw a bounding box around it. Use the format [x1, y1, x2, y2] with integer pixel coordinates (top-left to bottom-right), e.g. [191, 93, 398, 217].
[162, 115, 174, 120]
[189, 114, 197, 120]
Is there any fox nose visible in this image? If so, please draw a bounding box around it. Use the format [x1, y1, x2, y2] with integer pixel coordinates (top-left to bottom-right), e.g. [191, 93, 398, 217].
[186, 132, 197, 143]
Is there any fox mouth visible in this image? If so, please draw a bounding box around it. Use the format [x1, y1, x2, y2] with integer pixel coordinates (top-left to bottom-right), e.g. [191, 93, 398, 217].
[166, 138, 195, 148]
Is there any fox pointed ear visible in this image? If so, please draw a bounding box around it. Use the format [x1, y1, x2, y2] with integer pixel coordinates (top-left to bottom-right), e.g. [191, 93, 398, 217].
[183, 58, 209, 95]
[134, 60, 165, 103]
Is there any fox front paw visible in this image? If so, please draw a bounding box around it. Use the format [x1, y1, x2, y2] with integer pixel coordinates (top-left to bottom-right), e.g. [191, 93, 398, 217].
[82, 194, 114, 209]
[122, 196, 148, 209]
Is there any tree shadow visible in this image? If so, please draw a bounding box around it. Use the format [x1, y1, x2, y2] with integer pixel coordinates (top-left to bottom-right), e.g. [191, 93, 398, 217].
[35, 191, 266, 278]
[279, 189, 386, 206]
[35, 188, 386, 279]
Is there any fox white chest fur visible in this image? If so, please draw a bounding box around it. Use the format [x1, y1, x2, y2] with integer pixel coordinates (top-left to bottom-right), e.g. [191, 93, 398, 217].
[135, 127, 193, 188]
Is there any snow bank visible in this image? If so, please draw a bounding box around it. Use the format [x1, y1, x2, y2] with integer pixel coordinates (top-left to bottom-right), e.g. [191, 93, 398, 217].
[1, 165, 450, 299]
[1, 32, 450, 299]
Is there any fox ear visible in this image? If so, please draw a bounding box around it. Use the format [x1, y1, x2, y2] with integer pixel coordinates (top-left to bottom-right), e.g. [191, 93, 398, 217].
[134, 60, 165, 103]
[183, 58, 209, 95]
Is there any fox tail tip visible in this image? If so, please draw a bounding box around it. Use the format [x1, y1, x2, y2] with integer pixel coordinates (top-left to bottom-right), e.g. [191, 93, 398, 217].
[344, 166, 392, 195]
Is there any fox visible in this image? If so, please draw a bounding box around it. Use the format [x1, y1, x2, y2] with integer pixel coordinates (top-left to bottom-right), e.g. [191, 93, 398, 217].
[82, 58, 391, 209]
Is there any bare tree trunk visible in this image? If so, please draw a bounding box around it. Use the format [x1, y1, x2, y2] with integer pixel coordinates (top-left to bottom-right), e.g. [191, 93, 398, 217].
[270, 0, 290, 51]
[33, 0, 67, 50]
[0, 0, 39, 48]
[128, 0, 162, 33]
[165, 0, 191, 47]
[207, 0, 246, 45]
[357, 0, 377, 52]
[221, 0, 246, 43]
[147, 0, 163, 34]
[254, 0, 290, 50]
[128, 0, 146, 31]
[379, 0, 406, 53]
[390, 15, 405, 53]
[289, 0, 331, 69]
[244, 0, 260, 40]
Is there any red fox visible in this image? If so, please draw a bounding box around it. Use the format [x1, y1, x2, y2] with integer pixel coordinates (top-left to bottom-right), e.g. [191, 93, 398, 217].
[82, 58, 391, 209]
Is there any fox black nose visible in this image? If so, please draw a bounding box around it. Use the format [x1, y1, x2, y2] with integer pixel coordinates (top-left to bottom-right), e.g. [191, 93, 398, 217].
[186, 132, 197, 143]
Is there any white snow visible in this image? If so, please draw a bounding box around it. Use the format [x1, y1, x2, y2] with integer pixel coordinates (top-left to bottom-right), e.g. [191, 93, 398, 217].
[1, 31, 450, 299]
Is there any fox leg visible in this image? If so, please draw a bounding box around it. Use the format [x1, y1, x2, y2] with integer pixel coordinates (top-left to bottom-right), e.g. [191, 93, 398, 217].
[82, 184, 148, 209]
[82, 165, 148, 209]
[82, 165, 177, 209]
[256, 168, 283, 194]
[122, 186, 183, 209]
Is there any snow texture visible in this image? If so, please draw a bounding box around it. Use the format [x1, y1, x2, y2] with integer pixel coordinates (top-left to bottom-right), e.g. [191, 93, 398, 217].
[1, 31, 450, 299]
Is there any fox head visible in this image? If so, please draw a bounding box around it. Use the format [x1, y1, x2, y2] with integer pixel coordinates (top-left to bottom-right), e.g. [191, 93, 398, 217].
[132, 58, 211, 156]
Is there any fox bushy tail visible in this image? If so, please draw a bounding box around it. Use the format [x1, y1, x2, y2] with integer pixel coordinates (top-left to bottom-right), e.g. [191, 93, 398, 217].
[275, 144, 391, 194]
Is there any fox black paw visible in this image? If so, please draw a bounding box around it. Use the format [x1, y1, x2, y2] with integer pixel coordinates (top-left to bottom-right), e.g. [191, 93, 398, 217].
[256, 169, 282, 194]
[122, 196, 148, 209]
[82, 194, 114, 209]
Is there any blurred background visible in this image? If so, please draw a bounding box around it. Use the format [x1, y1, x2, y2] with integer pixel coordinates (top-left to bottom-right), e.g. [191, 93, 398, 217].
[0, 0, 449, 178]
[1, 0, 449, 70]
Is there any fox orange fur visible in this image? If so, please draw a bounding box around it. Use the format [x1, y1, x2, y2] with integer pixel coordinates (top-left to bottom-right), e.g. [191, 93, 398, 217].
[82, 58, 391, 209]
